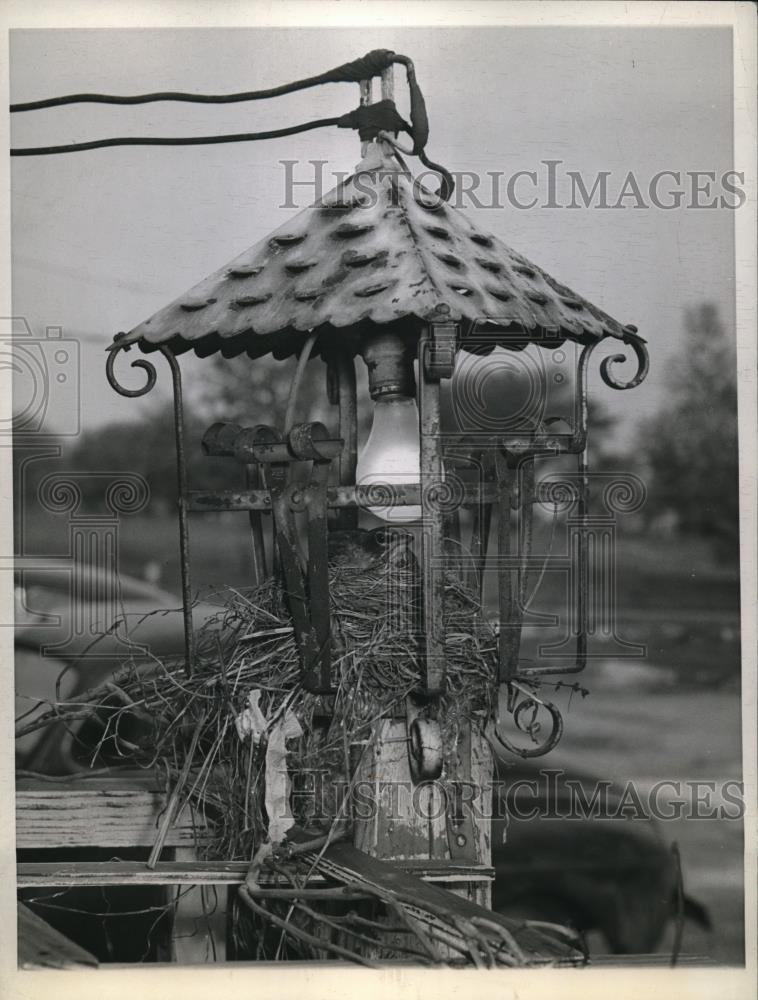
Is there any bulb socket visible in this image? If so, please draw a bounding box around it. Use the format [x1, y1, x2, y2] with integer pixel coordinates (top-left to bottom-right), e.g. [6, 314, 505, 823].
[361, 332, 416, 399]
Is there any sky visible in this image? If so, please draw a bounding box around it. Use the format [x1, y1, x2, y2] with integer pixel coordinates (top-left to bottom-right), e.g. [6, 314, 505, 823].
[9, 25, 737, 441]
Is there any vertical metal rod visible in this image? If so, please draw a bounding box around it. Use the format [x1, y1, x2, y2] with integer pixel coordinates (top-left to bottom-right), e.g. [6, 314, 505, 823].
[480, 501, 493, 608]
[244, 463, 267, 583]
[160, 347, 195, 674]
[518, 459, 535, 611]
[572, 343, 591, 668]
[502, 456, 535, 677]
[575, 444, 589, 667]
[335, 348, 358, 530]
[444, 508, 461, 562]
[359, 79, 373, 156]
[468, 454, 493, 601]
[418, 327, 446, 695]
[496, 456, 514, 686]
[381, 65, 394, 103]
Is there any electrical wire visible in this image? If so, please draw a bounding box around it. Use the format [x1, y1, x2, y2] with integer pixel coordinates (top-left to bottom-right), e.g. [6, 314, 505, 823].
[8, 49, 454, 199]
[283, 331, 319, 433]
[10, 117, 340, 157]
[9, 50, 400, 113]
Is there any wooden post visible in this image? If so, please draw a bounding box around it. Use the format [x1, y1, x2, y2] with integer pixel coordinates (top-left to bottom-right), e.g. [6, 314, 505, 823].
[351, 322, 494, 912]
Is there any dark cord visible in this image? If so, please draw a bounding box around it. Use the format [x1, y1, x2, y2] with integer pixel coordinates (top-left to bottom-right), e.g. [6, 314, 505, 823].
[10, 117, 340, 157]
[9, 50, 454, 199]
[10, 49, 399, 113]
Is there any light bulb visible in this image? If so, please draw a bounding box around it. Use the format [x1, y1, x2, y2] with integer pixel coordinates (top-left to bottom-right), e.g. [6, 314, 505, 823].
[356, 395, 422, 524]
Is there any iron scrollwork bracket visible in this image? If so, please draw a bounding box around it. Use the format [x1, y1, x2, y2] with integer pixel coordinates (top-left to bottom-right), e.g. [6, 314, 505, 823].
[488, 682, 564, 759]
[598, 328, 650, 391]
[106, 338, 195, 673]
[489, 329, 649, 759]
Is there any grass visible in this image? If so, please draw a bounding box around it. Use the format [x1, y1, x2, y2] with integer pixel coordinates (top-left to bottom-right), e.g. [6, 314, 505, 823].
[21, 509, 742, 691]
[18, 509, 745, 963]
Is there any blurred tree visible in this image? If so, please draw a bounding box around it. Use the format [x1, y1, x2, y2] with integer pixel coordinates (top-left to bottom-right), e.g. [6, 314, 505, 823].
[53, 349, 361, 513]
[195, 352, 332, 428]
[642, 303, 739, 559]
[57, 402, 246, 511]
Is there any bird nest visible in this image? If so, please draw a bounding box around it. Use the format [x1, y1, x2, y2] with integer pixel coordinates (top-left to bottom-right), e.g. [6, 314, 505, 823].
[16, 531, 587, 966]
[24, 532, 497, 862]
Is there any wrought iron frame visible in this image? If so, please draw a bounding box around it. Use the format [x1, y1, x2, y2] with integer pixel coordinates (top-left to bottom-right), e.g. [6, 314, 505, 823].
[106, 323, 649, 757]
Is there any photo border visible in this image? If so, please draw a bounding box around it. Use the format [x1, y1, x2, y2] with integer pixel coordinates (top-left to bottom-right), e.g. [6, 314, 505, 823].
[0, 3, 754, 1000]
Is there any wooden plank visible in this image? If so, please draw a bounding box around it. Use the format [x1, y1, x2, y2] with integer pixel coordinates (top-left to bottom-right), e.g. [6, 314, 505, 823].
[16, 777, 208, 849]
[18, 860, 494, 888]
[18, 901, 98, 969]
[353, 718, 448, 860]
[18, 861, 249, 887]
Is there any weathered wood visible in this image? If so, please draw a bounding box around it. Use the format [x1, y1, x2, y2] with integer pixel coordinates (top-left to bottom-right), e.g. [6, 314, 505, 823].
[353, 718, 448, 860]
[17, 860, 493, 888]
[16, 775, 208, 849]
[18, 901, 99, 968]
[352, 715, 494, 912]
[17, 860, 250, 887]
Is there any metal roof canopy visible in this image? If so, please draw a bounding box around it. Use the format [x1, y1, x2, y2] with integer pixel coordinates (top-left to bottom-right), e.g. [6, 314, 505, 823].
[114, 143, 638, 360]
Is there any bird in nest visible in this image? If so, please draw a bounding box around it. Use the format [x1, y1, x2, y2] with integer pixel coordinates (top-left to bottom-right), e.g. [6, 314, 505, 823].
[327, 527, 418, 573]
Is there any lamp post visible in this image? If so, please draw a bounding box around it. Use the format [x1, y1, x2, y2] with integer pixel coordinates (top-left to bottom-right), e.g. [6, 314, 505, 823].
[106, 61, 648, 951]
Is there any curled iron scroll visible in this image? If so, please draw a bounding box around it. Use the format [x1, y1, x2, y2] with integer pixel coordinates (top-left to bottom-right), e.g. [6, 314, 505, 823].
[105, 337, 195, 673]
[106, 338, 159, 397]
[599, 333, 650, 391]
[490, 682, 564, 759]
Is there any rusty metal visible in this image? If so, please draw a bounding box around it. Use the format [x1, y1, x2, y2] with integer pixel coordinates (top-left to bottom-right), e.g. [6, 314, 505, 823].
[444, 726, 478, 863]
[106, 324, 650, 742]
[359, 78, 373, 158]
[489, 683, 564, 760]
[418, 324, 447, 696]
[184, 476, 591, 511]
[425, 322, 458, 380]
[485, 333, 650, 753]
[204, 419, 341, 694]
[105, 84, 652, 775]
[244, 462, 268, 584]
[468, 481, 494, 603]
[185, 482, 498, 511]
[99, 66, 656, 968]
[106, 339, 195, 673]
[331, 347, 358, 529]
[600, 330, 650, 389]
[114, 144, 635, 361]
[361, 331, 416, 398]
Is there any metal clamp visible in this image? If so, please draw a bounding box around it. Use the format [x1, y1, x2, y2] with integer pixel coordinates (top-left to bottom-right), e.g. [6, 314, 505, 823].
[202, 419, 342, 695]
